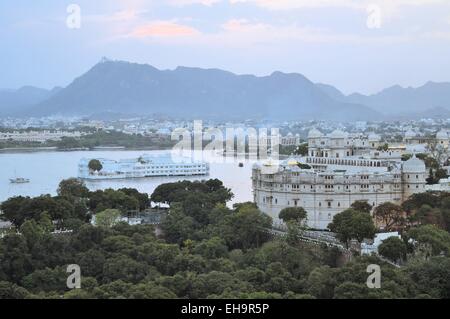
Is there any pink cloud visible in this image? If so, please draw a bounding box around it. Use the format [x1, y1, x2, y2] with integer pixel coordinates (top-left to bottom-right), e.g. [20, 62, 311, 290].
[129, 21, 199, 38]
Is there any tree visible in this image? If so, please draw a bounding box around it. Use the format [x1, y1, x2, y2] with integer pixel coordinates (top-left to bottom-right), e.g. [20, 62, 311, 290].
[279, 207, 307, 224]
[217, 206, 272, 249]
[294, 143, 308, 156]
[411, 204, 446, 229]
[193, 237, 228, 259]
[405, 256, 450, 298]
[328, 209, 376, 246]
[57, 178, 89, 198]
[118, 188, 149, 211]
[0, 234, 32, 283]
[94, 209, 121, 228]
[20, 220, 44, 250]
[377, 143, 389, 151]
[401, 154, 412, 161]
[378, 237, 407, 263]
[88, 159, 103, 172]
[426, 139, 447, 167]
[373, 202, 405, 231]
[408, 224, 450, 256]
[0, 281, 30, 299]
[0, 196, 30, 226]
[102, 255, 148, 284]
[306, 266, 336, 299]
[351, 200, 372, 214]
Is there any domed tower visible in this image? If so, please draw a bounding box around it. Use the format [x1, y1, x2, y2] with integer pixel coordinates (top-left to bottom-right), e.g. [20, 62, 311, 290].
[404, 130, 416, 144]
[436, 129, 449, 149]
[307, 128, 323, 157]
[328, 129, 348, 158]
[401, 155, 426, 200]
[368, 133, 381, 149]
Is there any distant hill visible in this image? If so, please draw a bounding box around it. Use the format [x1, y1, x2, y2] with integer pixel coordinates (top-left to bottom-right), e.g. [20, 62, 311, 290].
[18, 60, 379, 121]
[317, 81, 450, 116]
[0, 86, 60, 116]
[3, 60, 450, 121]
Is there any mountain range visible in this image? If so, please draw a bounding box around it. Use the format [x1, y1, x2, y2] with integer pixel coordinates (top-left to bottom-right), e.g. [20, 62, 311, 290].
[1, 59, 449, 121]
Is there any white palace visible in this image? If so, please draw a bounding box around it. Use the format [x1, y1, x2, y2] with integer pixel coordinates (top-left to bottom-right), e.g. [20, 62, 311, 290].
[252, 129, 427, 229]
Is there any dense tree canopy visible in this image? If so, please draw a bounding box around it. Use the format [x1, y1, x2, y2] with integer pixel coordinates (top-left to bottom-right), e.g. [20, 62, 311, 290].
[88, 159, 102, 172]
[1, 179, 450, 299]
[328, 209, 376, 246]
[378, 237, 407, 263]
[279, 207, 308, 224]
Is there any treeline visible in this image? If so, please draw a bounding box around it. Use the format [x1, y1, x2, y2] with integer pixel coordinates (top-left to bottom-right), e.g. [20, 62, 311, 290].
[0, 179, 449, 299]
[0, 130, 175, 150]
[55, 130, 175, 150]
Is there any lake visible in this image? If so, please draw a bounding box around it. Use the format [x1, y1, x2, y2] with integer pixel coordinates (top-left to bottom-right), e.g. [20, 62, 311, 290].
[0, 150, 255, 205]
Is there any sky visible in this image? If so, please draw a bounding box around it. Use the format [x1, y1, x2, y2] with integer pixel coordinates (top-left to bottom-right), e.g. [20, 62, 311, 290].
[1, 0, 450, 95]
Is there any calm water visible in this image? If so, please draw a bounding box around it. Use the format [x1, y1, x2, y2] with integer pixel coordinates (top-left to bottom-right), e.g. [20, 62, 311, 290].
[0, 150, 254, 205]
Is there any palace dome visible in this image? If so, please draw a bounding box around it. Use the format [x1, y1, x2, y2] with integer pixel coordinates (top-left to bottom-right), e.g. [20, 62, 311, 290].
[308, 128, 323, 139]
[329, 129, 347, 139]
[405, 130, 416, 139]
[402, 155, 426, 173]
[436, 130, 448, 140]
[368, 133, 381, 141]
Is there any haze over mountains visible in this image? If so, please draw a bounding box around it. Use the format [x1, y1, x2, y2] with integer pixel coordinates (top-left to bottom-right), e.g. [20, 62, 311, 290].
[1, 59, 449, 121]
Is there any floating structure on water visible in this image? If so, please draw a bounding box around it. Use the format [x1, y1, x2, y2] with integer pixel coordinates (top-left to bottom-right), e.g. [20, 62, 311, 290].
[78, 154, 209, 180]
[9, 177, 30, 184]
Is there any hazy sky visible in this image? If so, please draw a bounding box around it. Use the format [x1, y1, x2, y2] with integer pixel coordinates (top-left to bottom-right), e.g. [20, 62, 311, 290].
[1, 0, 450, 94]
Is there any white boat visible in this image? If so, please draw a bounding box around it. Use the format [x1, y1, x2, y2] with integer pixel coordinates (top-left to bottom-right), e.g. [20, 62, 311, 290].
[9, 177, 30, 184]
[78, 154, 210, 180]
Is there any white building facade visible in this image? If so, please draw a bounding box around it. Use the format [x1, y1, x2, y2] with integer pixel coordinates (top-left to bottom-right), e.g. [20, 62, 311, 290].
[78, 154, 209, 180]
[252, 129, 427, 230]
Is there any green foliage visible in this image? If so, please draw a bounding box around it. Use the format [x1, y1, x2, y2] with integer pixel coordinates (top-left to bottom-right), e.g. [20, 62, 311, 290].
[0, 281, 31, 299]
[376, 143, 389, 151]
[151, 179, 233, 205]
[378, 237, 407, 262]
[427, 168, 449, 184]
[328, 209, 376, 245]
[407, 224, 450, 256]
[1, 178, 450, 299]
[57, 178, 89, 198]
[278, 207, 307, 223]
[405, 256, 450, 298]
[350, 200, 372, 214]
[0, 195, 86, 227]
[296, 163, 311, 169]
[295, 143, 309, 156]
[88, 159, 103, 172]
[401, 153, 412, 161]
[373, 202, 405, 231]
[88, 189, 140, 213]
[94, 209, 121, 228]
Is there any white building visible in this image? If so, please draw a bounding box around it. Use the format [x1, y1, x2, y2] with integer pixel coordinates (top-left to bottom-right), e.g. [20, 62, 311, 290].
[0, 130, 83, 143]
[78, 154, 209, 180]
[252, 129, 427, 229]
[361, 232, 401, 255]
[307, 129, 384, 159]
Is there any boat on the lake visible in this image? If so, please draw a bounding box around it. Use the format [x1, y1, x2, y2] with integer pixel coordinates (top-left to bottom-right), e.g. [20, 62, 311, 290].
[9, 177, 30, 184]
[78, 154, 210, 180]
